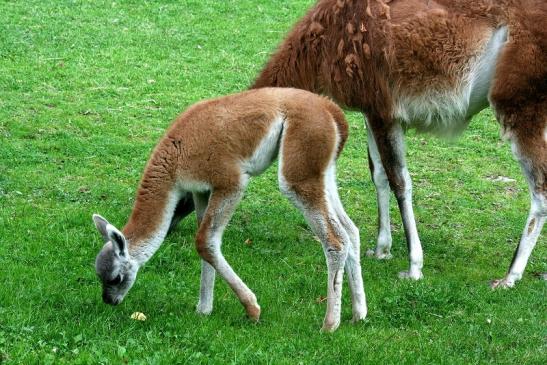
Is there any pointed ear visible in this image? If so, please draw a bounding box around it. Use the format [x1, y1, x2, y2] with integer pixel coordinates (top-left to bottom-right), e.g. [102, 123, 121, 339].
[93, 214, 110, 242]
[106, 224, 127, 256]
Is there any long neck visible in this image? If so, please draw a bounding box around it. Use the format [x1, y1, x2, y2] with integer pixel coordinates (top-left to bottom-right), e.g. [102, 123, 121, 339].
[251, 39, 322, 93]
[251, 0, 374, 109]
[251, 0, 393, 113]
[123, 152, 181, 266]
[251, 9, 323, 93]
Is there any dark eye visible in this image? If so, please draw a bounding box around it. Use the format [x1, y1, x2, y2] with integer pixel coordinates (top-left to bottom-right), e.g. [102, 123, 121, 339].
[107, 275, 122, 285]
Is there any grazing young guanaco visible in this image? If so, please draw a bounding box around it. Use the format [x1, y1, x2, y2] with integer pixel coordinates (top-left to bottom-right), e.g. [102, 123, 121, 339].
[93, 87, 367, 332]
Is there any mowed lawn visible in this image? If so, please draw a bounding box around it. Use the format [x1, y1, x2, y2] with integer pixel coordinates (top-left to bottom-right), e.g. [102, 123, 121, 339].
[0, 0, 545, 363]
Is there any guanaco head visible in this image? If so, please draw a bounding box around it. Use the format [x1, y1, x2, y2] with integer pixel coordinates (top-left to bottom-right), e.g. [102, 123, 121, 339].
[93, 214, 138, 305]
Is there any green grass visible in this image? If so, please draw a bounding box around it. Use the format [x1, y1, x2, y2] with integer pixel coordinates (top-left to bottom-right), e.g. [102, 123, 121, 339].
[0, 0, 545, 363]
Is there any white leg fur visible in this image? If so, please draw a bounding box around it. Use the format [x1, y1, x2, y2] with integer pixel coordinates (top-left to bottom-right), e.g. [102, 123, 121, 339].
[394, 167, 424, 280]
[365, 119, 392, 259]
[507, 203, 545, 285]
[365, 119, 393, 259]
[323, 241, 348, 333]
[491, 147, 547, 288]
[197, 260, 216, 314]
[194, 192, 216, 315]
[397, 165, 424, 280]
[325, 165, 367, 323]
[492, 198, 545, 288]
[301, 207, 349, 332]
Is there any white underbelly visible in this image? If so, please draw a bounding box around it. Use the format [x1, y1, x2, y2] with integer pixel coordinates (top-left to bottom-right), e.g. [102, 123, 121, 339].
[240, 115, 284, 176]
[393, 26, 508, 136]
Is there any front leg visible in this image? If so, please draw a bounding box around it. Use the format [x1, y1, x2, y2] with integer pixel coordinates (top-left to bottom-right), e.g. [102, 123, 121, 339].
[197, 260, 216, 314]
[365, 118, 393, 259]
[366, 114, 424, 280]
[195, 188, 261, 321]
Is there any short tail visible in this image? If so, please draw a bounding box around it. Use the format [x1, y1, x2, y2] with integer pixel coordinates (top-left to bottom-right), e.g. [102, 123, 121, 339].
[167, 192, 195, 233]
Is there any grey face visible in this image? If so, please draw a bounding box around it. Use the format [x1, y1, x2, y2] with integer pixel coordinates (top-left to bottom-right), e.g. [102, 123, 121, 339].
[93, 214, 138, 305]
[95, 242, 138, 305]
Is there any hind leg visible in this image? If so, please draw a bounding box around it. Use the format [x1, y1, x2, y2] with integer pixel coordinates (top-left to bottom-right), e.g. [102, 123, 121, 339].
[491, 163, 546, 288]
[488, 38, 546, 288]
[491, 191, 546, 288]
[279, 172, 350, 332]
[321, 234, 349, 333]
[491, 114, 546, 288]
[278, 112, 355, 331]
[489, 44, 547, 287]
[193, 191, 216, 315]
[325, 164, 367, 323]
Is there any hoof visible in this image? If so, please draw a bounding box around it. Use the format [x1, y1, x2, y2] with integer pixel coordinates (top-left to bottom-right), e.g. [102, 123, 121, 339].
[196, 303, 213, 315]
[351, 311, 367, 324]
[490, 278, 514, 289]
[321, 320, 340, 333]
[351, 302, 367, 324]
[398, 270, 423, 280]
[245, 303, 261, 322]
[365, 249, 392, 260]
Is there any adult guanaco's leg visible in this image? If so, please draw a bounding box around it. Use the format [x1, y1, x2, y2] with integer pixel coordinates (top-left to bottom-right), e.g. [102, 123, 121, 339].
[365, 113, 424, 280]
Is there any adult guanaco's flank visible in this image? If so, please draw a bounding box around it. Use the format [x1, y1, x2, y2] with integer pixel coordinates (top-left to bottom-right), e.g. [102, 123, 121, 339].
[93, 87, 366, 332]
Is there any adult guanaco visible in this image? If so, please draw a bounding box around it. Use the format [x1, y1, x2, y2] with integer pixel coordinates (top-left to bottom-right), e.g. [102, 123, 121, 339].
[251, 0, 546, 287]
